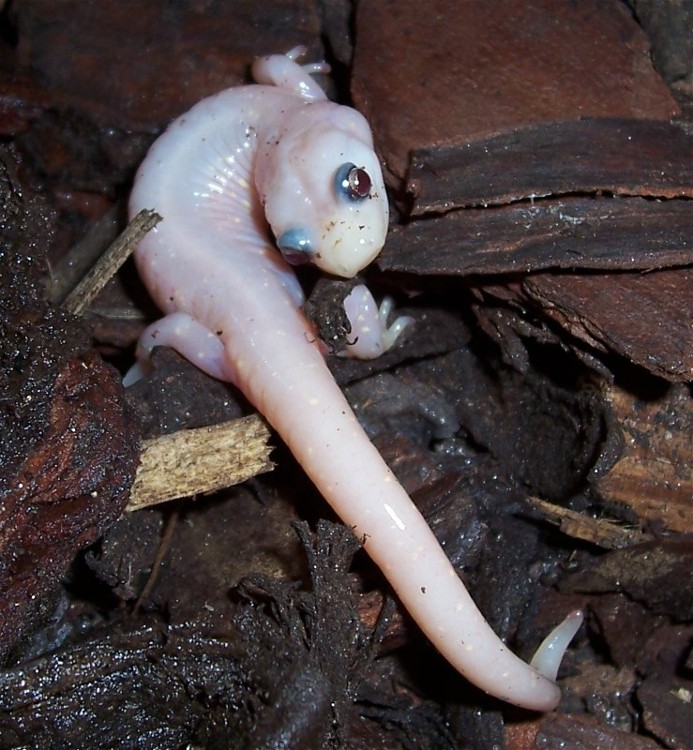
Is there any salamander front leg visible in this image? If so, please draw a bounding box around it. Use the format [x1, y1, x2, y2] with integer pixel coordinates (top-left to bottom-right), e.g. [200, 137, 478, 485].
[341, 284, 414, 360]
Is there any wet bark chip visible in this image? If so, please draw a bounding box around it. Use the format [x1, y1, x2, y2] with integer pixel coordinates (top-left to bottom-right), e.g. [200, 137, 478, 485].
[0, 149, 140, 659]
[0, 522, 455, 749]
[354, 0, 692, 383]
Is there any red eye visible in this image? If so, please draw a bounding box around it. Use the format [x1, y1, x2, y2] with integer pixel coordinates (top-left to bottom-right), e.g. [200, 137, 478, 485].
[335, 163, 372, 201]
[346, 166, 372, 198]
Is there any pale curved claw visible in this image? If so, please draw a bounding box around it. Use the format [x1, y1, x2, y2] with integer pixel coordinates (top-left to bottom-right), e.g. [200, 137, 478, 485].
[530, 609, 584, 682]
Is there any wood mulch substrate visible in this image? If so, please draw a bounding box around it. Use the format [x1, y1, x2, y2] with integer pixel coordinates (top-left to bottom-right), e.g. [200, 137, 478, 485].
[0, 2, 690, 748]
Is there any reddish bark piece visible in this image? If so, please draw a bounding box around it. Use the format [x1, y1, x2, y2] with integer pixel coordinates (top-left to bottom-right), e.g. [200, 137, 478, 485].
[6, 0, 321, 131]
[523, 268, 693, 382]
[354, 1, 689, 384]
[516, 713, 662, 750]
[561, 537, 693, 620]
[596, 382, 692, 533]
[380, 196, 692, 276]
[407, 119, 693, 215]
[638, 676, 693, 750]
[0, 352, 139, 658]
[352, 0, 680, 183]
[635, 623, 693, 750]
[580, 595, 658, 669]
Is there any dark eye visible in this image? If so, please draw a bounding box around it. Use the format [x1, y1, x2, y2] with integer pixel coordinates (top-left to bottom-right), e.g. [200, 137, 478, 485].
[276, 228, 313, 265]
[335, 163, 372, 201]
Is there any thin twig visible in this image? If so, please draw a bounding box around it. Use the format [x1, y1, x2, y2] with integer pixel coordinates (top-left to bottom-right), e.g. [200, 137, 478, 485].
[58, 211, 274, 509]
[527, 496, 649, 550]
[47, 204, 122, 305]
[133, 506, 181, 614]
[127, 415, 274, 511]
[62, 208, 161, 315]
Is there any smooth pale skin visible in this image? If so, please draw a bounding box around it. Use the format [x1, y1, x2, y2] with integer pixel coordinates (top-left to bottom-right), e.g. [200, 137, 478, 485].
[129, 50, 579, 711]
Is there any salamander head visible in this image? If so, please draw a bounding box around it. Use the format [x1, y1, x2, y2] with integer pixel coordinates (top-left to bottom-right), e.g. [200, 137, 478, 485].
[258, 106, 389, 278]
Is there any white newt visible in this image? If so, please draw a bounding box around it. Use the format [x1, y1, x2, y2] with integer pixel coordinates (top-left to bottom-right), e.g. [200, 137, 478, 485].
[129, 48, 581, 711]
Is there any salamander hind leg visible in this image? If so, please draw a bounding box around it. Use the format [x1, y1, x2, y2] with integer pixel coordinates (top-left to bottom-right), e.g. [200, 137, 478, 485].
[251, 47, 329, 101]
[341, 284, 414, 360]
[128, 312, 234, 383]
